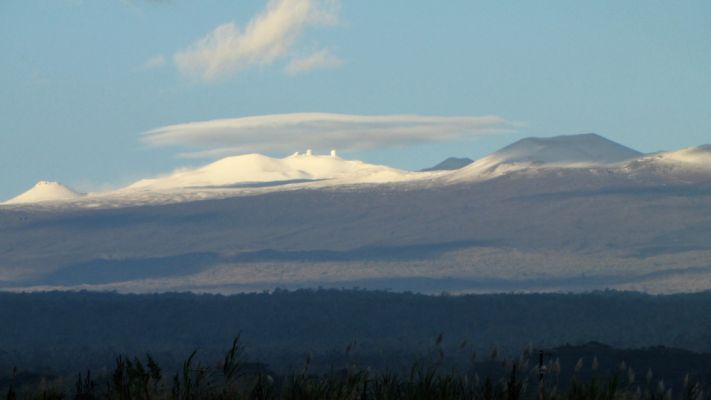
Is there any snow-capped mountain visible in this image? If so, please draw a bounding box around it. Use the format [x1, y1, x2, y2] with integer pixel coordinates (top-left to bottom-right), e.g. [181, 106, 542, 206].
[3, 181, 82, 205]
[622, 145, 711, 177]
[2, 134, 711, 294]
[446, 133, 642, 181]
[657, 145, 711, 166]
[2, 134, 710, 208]
[125, 150, 420, 191]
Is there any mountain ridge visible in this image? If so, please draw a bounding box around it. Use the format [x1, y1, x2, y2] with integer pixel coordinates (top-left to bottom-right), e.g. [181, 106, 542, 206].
[4, 134, 711, 208]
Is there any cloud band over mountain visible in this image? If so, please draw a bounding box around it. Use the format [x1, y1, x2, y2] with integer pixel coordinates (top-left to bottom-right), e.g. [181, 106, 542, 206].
[142, 113, 518, 157]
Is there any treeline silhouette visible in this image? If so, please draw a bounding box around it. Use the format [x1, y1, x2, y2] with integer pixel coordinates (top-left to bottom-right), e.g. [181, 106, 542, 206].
[1, 289, 711, 377]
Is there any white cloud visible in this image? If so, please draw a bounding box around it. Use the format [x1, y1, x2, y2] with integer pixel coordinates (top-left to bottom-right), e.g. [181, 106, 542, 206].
[174, 0, 339, 81]
[142, 113, 518, 158]
[285, 49, 342, 75]
[141, 54, 166, 70]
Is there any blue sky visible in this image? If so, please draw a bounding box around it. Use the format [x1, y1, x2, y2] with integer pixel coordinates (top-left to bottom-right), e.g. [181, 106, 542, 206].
[1, 0, 710, 200]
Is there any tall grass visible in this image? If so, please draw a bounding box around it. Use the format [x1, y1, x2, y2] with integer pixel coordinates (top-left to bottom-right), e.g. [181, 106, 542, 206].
[3, 336, 710, 400]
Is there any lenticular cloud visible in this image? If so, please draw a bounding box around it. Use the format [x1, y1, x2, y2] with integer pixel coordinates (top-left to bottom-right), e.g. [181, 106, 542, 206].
[142, 113, 517, 158]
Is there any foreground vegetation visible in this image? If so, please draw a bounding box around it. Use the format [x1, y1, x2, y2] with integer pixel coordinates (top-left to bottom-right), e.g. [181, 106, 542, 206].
[4, 336, 711, 400]
[3, 290, 711, 398]
[3, 289, 711, 374]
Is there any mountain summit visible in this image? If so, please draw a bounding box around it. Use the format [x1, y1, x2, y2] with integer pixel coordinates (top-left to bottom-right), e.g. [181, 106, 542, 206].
[487, 133, 642, 165]
[448, 133, 642, 180]
[3, 181, 82, 205]
[127, 150, 417, 191]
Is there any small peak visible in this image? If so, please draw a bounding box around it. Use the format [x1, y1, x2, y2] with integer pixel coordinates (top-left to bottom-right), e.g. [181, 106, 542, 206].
[291, 151, 300, 157]
[3, 180, 81, 205]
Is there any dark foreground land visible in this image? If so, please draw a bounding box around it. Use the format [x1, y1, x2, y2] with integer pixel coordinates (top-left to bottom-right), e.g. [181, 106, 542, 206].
[4, 340, 711, 400]
[2, 289, 711, 398]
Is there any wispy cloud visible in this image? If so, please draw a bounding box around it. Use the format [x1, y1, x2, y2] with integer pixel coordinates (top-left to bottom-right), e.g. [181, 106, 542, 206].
[142, 113, 518, 158]
[174, 0, 339, 81]
[141, 54, 166, 70]
[285, 49, 342, 75]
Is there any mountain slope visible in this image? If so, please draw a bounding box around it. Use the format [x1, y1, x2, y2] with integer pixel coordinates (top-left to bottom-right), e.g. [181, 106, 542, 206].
[659, 145, 711, 165]
[615, 145, 711, 184]
[2, 165, 711, 294]
[3, 181, 82, 205]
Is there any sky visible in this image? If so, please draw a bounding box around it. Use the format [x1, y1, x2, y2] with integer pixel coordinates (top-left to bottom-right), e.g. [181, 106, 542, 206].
[1, 0, 710, 200]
